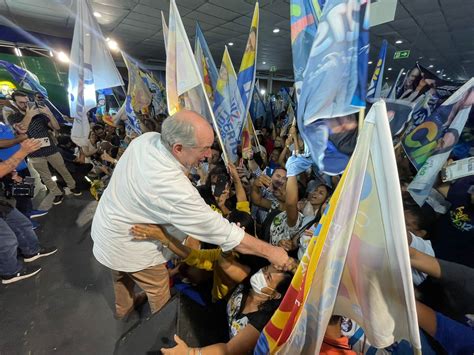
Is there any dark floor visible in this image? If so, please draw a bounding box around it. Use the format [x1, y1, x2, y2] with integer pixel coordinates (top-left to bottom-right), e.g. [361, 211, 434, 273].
[0, 195, 143, 355]
[0, 194, 229, 355]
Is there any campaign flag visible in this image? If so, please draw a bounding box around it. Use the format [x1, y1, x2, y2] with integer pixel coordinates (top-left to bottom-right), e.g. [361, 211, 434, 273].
[367, 39, 387, 100]
[166, 0, 210, 120]
[386, 68, 405, 99]
[290, 0, 324, 101]
[241, 113, 254, 159]
[194, 23, 219, 105]
[297, 0, 370, 174]
[385, 98, 415, 138]
[213, 47, 246, 163]
[255, 101, 421, 354]
[250, 80, 267, 121]
[140, 71, 168, 115]
[237, 2, 259, 120]
[298, 0, 369, 123]
[122, 53, 152, 113]
[0, 60, 48, 98]
[407, 79, 473, 206]
[280, 104, 295, 137]
[68, 0, 124, 147]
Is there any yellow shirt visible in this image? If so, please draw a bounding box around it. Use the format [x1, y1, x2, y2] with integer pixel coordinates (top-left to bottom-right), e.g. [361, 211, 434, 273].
[184, 248, 236, 302]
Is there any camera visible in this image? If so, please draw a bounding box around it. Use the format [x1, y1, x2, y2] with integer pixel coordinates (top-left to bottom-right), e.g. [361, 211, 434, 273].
[5, 177, 35, 198]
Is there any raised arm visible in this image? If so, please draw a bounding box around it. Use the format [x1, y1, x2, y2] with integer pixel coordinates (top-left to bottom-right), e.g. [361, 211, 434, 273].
[0, 139, 41, 177]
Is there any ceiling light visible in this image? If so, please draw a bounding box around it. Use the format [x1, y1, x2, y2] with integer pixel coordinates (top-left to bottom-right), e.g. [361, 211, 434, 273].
[402, 72, 406, 75]
[418, 56, 423, 60]
[447, 77, 451, 80]
[56, 51, 69, 63]
[107, 39, 119, 51]
[228, 42, 234, 46]
[368, 61, 373, 64]
[395, 40, 403, 44]
[436, 70, 441, 73]
[262, 61, 266, 64]
[442, 74, 446, 77]
[428, 64, 434, 68]
[388, 67, 393, 71]
[14, 47, 22, 57]
[273, 28, 280, 33]
[260, 89, 266, 95]
[93, 11, 102, 18]
[385, 77, 389, 80]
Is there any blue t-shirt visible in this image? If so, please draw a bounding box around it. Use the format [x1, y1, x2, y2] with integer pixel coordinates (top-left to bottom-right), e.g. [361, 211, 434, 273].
[0, 122, 27, 171]
[435, 312, 474, 354]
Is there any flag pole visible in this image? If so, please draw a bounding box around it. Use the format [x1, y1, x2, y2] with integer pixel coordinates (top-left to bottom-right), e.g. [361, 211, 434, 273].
[199, 80, 230, 166]
[358, 108, 365, 132]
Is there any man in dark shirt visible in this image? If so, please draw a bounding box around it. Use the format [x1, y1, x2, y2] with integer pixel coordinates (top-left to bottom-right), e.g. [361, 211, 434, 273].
[8, 91, 81, 205]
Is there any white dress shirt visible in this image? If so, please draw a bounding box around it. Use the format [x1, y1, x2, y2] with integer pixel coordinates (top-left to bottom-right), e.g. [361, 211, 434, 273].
[91, 132, 244, 272]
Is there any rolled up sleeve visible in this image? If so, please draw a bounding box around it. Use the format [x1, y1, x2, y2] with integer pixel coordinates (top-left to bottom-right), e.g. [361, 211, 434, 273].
[168, 191, 245, 252]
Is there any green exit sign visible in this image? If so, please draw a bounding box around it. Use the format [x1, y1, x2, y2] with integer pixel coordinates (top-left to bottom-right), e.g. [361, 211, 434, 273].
[394, 50, 410, 59]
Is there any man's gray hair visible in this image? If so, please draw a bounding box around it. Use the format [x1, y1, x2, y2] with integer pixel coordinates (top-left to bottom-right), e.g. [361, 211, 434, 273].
[161, 115, 197, 151]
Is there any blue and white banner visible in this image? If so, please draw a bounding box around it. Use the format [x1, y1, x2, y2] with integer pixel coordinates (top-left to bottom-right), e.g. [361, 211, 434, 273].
[0, 60, 48, 98]
[367, 39, 387, 100]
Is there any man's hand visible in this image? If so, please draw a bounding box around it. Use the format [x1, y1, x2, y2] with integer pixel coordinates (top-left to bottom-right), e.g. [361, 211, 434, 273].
[161, 334, 190, 355]
[24, 105, 39, 120]
[254, 174, 271, 189]
[19, 139, 41, 155]
[268, 245, 293, 271]
[16, 133, 28, 142]
[227, 162, 239, 181]
[39, 105, 53, 117]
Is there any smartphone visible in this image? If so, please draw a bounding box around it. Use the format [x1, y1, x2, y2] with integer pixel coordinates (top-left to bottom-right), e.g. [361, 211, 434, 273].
[265, 167, 275, 176]
[38, 137, 50, 148]
[214, 175, 229, 197]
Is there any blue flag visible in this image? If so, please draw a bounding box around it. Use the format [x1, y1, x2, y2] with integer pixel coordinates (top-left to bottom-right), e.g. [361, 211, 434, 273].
[367, 39, 387, 100]
[290, 0, 324, 101]
[194, 23, 219, 105]
[0, 60, 48, 97]
[297, 0, 370, 175]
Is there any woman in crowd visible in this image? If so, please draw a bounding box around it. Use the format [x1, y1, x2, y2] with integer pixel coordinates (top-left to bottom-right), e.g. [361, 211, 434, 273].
[161, 265, 293, 355]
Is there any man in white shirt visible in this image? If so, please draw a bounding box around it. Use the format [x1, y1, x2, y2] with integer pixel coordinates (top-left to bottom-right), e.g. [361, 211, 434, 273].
[91, 110, 290, 319]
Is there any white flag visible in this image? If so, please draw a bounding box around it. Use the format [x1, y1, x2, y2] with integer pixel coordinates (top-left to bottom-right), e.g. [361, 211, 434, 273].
[68, 0, 124, 147]
[166, 0, 207, 117]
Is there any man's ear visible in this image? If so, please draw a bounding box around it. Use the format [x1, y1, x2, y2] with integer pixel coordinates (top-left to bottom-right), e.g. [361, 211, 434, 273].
[173, 143, 183, 154]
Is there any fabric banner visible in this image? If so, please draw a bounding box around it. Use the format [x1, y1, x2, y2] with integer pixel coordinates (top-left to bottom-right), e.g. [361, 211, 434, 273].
[0, 59, 48, 97]
[140, 72, 167, 116]
[166, 0, 208, 119]
[241, 113, 254, 159]
[298, 0, 369, 125]
[195, 23, 219, 106]
[255, 101, 421, 354]
[122, 53, 152, 113]
[296, 0, 369, 175]
[249, 81, 267, 121]
[385, 98, 415, 138]
[367, 39, 387, 100]
[213, 47, 245, 163]
[237, 2, 259, 124]
[407, 79, 474, 206]
[290, 0, 324, 101]
[68, 0, 123, 147]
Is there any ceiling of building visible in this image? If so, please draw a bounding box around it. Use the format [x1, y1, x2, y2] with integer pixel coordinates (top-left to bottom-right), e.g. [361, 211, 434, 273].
[0, 0, 473, 82]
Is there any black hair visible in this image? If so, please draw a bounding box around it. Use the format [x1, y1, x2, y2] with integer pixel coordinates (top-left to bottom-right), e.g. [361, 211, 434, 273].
[329, 315, 342, 325]
[228, 210, 256, 237]
[11, 91, 28, 101]
[258, 270, 293, 313]
[92, 123, 105, 131]
[205, 164, 228, 188]
[404, 204, 437, 235]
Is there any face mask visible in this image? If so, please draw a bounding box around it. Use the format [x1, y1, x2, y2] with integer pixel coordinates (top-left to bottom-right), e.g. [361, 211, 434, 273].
[302, 201, 315, 217]
[250, 269, 274, 296]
